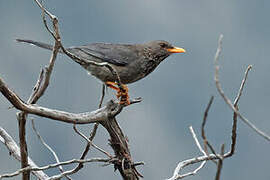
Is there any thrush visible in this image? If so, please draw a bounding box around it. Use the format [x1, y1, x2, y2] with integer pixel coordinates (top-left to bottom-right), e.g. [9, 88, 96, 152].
[16, 39, 186, 104]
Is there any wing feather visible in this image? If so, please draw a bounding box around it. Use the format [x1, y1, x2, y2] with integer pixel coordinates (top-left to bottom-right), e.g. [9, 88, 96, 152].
[68, 43, 139, 66]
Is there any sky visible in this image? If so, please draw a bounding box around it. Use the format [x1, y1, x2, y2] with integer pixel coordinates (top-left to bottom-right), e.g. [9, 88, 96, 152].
[0, 0, 270, 179]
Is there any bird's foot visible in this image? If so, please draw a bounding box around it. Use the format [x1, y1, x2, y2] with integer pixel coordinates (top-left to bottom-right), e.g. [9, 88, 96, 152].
[105, 81, 130, 105]
[117, 86, 130, 105]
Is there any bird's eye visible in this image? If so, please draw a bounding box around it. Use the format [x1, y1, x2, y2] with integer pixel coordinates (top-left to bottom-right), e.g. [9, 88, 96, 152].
[159, 43, 167, 48]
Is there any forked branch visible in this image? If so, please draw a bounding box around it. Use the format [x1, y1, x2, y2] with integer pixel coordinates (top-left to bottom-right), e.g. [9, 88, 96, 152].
[167, 35, 256, 180]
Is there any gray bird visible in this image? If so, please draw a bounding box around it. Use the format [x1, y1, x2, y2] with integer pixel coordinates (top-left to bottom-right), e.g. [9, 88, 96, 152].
[16, 39, 185, 104]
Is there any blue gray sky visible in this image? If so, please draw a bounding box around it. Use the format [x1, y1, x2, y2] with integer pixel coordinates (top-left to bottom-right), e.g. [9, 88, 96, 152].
[0, 0, 270, 179]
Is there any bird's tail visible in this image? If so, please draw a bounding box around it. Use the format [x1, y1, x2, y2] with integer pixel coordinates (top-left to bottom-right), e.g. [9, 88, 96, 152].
[16, 38, 90, 66]
[16, 39, 64, 53]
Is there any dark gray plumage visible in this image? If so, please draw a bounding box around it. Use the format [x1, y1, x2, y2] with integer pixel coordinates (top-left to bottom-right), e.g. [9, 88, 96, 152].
[16, 39, 185, 84]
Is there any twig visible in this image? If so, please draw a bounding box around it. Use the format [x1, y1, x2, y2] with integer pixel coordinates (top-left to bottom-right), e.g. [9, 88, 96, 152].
[0, 127, 49, 179]
[214, 34, 270, 141]
[233, 65, 252, 105]
[226, 65, 252, 156]
[71, 123, 100, 174]
[45, 157, 113, 180]
[71, 87, 105, 174]
[17, 112, 30, 180]
[201, 96, 218, 164]
[31, 119, 72, 180]
[215, 144, 225, 180]
[190, 127, 206, 156]
[167, 127, 207, 180]
[0, 157, 110, 179]
[228, 105, 238, 157]
[73, 124, 113, 158]
[34, 0, 55, 20]
[27, 68, 44, 103]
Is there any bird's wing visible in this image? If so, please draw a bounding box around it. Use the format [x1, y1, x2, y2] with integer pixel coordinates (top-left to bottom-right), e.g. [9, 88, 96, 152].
[67, 43, 139, 66]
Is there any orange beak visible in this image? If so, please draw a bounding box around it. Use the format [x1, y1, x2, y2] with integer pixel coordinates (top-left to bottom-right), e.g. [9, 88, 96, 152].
[167, 47, 186, 53]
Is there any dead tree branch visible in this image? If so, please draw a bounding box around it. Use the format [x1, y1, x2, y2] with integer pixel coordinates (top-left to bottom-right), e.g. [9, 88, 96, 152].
[0, 0, 141, 180]
[201, 96, 218, 164]
[0, 75, 142, 179]
[17, 21, 60, 180]
[167, 127, 207, 180]
[73, 124, 113, 158]
[0, 156, 110, 179]
[167, 35, 255, 180]
[0, 1, 142, 179]
[0, 127, 49, 180]
[72, 122, 100, 174]
[15, 1, 61, 179]
[215, 144, 225, 180]
[0, 77, 140, 124]
[214, 34, 270, 141]
[31, 119, 72, 180]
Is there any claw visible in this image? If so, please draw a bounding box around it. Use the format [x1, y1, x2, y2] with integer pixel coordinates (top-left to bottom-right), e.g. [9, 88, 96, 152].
[105, 81, 130, 105]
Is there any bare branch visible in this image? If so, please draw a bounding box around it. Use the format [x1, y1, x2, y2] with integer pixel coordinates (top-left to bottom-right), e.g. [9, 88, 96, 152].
[168, 35, 256, 180]
[17, 112, 30, 180]
[228, 105, 238, 157]
[0, 127, 49, 179]
[31, 119, 61, 165]
[226, 66, 252, 157]
[201, 96, 218, 164]
[0, 157, 110, 179]
[167, 127, 207, 180]
[190, 127, 206, 156]
[47, 157, 111, 180]
[71, 123, 100, 174]
[34, 0, 55, 20]
[73, 124, 113, 158]
[214, 34, 270, 141]
[71, 89, 106, 174]
[1, 123, 107, 180]
[215, 144, 225, 180]
[14, 1, 61, 179]
[233, 65, 252, 105]
[0, 80, 126, 124]
[27, 68, 44, 103]
[31, 119, 72, 180]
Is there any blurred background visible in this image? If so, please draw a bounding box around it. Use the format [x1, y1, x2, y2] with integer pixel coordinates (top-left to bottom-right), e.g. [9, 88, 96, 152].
[0, 0, 270, 179]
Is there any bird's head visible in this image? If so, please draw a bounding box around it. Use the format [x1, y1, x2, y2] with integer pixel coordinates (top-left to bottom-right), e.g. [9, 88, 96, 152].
[143, 40, 186, 62]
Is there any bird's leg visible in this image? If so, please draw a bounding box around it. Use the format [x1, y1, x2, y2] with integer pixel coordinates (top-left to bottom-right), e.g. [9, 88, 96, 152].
[117, 84, 130, 105]
[105, 81, 130, 105]
[105, 81, 119, 91]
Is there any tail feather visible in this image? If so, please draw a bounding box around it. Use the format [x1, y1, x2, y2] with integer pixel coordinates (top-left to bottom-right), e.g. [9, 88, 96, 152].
[16, 38, 88, 66]
[16, 39, 63, 53]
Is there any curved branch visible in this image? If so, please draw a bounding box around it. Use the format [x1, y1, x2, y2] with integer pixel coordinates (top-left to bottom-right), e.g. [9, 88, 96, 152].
[214, 34, 270, 141]
[0, 156, 110, 179]
[0, 77, 124, 124]
[0, 127, 49, 180]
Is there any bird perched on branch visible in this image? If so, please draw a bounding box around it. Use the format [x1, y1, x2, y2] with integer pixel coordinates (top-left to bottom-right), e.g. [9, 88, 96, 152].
[16, 39, 185, 105]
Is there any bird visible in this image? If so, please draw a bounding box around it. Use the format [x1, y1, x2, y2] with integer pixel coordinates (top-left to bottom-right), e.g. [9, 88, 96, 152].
[16, 39, 186, 105]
